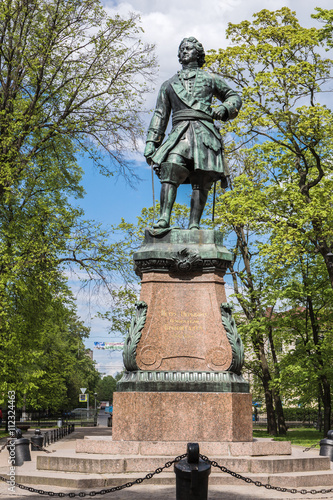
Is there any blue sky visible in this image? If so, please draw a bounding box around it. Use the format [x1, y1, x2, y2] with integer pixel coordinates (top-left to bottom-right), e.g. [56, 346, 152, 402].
[72, 0, 333, 376]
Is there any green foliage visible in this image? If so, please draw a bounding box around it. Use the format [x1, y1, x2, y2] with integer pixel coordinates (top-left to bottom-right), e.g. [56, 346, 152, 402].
[0, 0, 156, 189]
[207, 7, 333, 274]
[0, 0, 156, 412]
[312, 8, 333, 48]
[282, 407, 318, 423]
[96, 375, 117, 402]
[205, 7, 333, 434]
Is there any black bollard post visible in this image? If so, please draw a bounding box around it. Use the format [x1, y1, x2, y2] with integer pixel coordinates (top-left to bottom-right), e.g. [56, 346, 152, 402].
[320, 430, 333, 461]
[8, 438, 31, 466]
[174, 443, 211, 500]
[31, 434, 44, 451]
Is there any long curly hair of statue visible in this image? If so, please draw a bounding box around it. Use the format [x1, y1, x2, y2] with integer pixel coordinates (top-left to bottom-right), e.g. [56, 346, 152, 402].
[178, 37, 206, 68]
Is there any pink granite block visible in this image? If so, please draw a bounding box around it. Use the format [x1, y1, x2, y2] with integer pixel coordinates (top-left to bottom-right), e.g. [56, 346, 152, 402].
[112, 392, 252, 442]
[136, 272, 233, 372]
[229, 442, 254, 456]
[124, 457, 171, 472]
[251, 440, 291, 456]
[76, 439, 140, 455]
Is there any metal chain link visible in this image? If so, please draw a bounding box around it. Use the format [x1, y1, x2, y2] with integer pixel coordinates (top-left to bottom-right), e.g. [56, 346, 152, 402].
[200, 454, 333, 495]
[30, 441, 52, 454]
[303, 440, 321, 452]
[0, 454, 186, 497]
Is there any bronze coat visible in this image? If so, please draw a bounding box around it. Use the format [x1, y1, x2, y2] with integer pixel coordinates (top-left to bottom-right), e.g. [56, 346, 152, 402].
[146, 69, 242, 179]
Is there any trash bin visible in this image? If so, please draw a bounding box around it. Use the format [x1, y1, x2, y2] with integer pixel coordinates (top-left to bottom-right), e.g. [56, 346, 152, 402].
[7, 438, 31, 467]
[57, 418, 62, 428]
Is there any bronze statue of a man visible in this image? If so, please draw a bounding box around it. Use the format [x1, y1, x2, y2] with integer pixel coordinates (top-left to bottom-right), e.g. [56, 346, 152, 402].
[144, 36, 242, 229]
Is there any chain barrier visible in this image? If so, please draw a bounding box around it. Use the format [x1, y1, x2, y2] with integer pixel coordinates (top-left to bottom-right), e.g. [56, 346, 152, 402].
[200, 454, 333, 495]
[2, 448, 333, 497]
[0, 454, 187, 497]
[303, 440, 321, 452]
[0, 437, 52, 453]
[31, 441, 52, 454]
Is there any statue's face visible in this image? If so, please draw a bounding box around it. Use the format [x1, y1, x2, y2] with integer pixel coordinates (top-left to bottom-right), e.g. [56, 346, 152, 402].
[179, 41, 198, 65]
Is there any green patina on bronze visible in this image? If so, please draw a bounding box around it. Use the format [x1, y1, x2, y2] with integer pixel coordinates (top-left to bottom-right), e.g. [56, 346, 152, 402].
[122, 301, 148, 371]
[143, 36, 241, 230]
[220, 303, 245, 375]
[134, 228, 232, 276]
[117, 370, 249, 393]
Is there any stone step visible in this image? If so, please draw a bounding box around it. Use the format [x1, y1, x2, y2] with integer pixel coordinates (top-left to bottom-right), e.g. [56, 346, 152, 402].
[36, 452, 330, 475]
[7, 470, 333, 490]
[77, 437, 292, 457]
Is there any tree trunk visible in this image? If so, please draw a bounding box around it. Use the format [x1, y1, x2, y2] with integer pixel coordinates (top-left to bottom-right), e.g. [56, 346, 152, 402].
[317, 394, 322, 432]
[307, 296, 331, 435]
[319, 378, 331, 436]
[262, 375, 277, 435]
[267, 322, 287, 435]
[274, 391, 287, 435]
[256, 339, 277, 435]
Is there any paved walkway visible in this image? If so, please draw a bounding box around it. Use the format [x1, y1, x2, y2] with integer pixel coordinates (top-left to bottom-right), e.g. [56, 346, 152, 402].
[1, 426, 333, 499]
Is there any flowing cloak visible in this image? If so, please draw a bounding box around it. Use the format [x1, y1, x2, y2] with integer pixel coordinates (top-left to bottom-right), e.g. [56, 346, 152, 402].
[146, 68, 242, 183]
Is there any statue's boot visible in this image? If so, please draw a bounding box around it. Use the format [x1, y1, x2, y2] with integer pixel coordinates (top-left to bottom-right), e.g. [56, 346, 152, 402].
[153, 162, 189, 229]
[189, 188, 209, 230]
[153, 182, 177, 228]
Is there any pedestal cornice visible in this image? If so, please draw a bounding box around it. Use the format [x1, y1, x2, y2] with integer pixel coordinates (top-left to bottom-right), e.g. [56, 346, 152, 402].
[134, 228, 232, 277]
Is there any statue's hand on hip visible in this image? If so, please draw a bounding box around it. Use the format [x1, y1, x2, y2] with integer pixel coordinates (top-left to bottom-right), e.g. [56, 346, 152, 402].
[212, 105, 228, 122]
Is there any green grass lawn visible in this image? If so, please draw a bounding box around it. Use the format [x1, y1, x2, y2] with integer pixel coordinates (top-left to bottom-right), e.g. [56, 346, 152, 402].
[253, 427, 324, 448]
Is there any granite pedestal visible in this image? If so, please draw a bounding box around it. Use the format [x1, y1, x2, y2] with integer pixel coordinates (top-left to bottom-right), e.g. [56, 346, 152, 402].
[113, 229, 252, 442]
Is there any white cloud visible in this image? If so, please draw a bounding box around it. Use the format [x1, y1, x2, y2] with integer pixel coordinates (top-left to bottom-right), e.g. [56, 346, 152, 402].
[104, 0, 332, 112]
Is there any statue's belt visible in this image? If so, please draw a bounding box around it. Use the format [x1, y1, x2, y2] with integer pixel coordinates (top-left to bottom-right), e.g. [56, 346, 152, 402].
[172, 109, 213, 127]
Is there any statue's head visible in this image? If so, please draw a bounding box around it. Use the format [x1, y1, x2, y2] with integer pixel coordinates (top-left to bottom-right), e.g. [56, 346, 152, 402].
[178, 37, 205, 68]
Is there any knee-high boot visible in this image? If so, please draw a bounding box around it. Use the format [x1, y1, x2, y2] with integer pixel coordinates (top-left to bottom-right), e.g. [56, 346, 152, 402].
[189, 188, 208, 229]
[154, 182, 177, 228]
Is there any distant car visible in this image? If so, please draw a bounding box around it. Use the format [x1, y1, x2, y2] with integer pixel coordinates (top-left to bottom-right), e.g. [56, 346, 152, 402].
[71, 408, 89, 416]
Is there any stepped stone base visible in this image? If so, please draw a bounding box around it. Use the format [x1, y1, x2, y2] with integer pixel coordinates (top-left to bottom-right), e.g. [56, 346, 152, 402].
[112, 391, 252, 442]
[76, 437, 292, 457]
[36, 450, 330, 475]
[10, 469, 333, 490]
